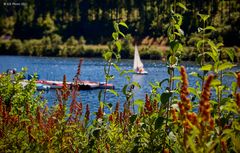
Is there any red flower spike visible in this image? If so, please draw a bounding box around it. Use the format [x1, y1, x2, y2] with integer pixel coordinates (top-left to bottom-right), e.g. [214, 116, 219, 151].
[96, 106, 103, 119]
[85, 104, 90, 121]
[109, 114, 114, 122]
[236, 93, 240, 108]
[237, 72, 240, 88]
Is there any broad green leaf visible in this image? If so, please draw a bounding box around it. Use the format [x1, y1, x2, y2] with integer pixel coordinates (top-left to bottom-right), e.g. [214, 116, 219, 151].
[159, 79, 169, 88]
[177, 28, 184, 36]
[174, 13, 183, 26]
[216, 43, 224, 48]
[131, 81, 141, 89]
[169, 56, 178, 65]
[207, 40, 218, 56]
[155, 117, 164, 130]
[204, 26, 216, 31]
[107, 89, 119, 97]
[198, 13, 210, 22]
[218, 62, 235, 72]
[149, 82, 158, 89]
[118, 31, 125, 38]
[119, 22, 128, 29]
[113, 22, 119, 32]
[106, 74, 114, 80]
[174, 24, 180, 30]
[161, 92, 172, 105]
[172, 76, 181, 80]
[174, 32, 181, 37]
[125, 76, 131, 82]
[199, 64, 212, 71]
[115, 40, 121, 52]
[198, 27, 203, 32]
[170, 41, 180, 53]
[167, 26, 175, 41]
[112, 32, 118, 40]
[120, 69, 135, 76]
[205, 52, 217, 62]
[103, 51, 112, 61]
[122, 84, 128, 95]
[134, 99, 144, 107]
[107, 103, 112, 109]
[226, 48, 235, 62]
[188, 135, 199, 153]
[98, 90, 102, 102]
[223, 71, 237, 78]
[211, 79, 221, 86]
[231, 82, 237, 93]
[196, 40, 205, 50]
[190, 72, 202, 79]
[112, 63, 120, 72]
[188, 87, 200, 99]
[176, 2, 187, 11]
[112, 52, 121, 60]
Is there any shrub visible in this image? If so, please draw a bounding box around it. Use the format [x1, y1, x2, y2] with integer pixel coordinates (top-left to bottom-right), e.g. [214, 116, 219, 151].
[0, 39, 23, 55]
[9, 39, 23, 55]
[64, 36, 79, 56]
[23, 39, 43, 56]
[79, 36, 86, 45]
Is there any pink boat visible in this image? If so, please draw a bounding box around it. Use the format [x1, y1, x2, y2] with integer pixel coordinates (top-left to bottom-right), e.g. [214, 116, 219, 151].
[36, 80, 115, 90]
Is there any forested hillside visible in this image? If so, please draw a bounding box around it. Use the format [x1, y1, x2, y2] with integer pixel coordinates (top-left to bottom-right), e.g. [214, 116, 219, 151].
[0, 0, 240, 56]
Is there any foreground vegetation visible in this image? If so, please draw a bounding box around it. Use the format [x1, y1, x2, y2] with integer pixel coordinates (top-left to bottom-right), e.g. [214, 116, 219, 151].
[1, 2, 240, 152]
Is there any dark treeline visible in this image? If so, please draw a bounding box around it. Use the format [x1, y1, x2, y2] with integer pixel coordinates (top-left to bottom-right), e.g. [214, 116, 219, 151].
[0, 0, 239, 46]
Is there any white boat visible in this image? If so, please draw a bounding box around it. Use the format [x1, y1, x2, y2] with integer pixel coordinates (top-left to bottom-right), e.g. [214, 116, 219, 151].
[133, 45, 148, 75]
[36, 83, 50, 90]
[20, 80, 50, 91]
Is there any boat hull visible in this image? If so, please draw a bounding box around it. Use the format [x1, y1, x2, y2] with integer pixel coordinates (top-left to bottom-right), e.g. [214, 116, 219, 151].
[37, 80, 115, 90]
[133, 71, 148, 75]
[36, 83, 50, 90]
[99, 82, 115, 89]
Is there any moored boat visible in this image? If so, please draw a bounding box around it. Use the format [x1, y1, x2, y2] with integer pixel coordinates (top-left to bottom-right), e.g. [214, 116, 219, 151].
[36, 83, 50, 91]
[77, 80, 99, 90]
[37, 80, 101, 90]
[20, 80, 50, 91]
[37, 80, 63, 89]
[99, 82, 115, 89]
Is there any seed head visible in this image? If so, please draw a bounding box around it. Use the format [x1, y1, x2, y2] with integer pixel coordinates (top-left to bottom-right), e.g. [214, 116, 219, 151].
[85, 104, 90, 121]
[144, 94, 152, 114]
[199, 74, 214, 128]
[236, 93, 240, 108]
[96, 106, 103, 119]
[237, 72, 240, 88]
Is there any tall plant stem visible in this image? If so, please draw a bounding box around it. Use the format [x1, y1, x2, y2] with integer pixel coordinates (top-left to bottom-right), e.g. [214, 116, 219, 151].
[218, 71, 223, 135]
[163, 66, 174, 150]
[103, 59, 112, 110]
[201, 21, 206, 90]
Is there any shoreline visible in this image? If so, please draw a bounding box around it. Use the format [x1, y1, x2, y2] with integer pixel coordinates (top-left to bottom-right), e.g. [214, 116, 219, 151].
[0, 39, 239, 61]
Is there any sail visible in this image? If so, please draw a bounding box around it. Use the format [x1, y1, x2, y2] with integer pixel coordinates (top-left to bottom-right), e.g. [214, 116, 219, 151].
[133, 45, 143, 70]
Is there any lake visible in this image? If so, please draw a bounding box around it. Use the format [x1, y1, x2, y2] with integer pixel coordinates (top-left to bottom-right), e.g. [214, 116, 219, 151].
[0, 56, 238, 113]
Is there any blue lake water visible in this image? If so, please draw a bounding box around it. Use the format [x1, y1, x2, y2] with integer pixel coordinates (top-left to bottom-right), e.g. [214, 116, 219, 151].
[0, 55, 239, 114]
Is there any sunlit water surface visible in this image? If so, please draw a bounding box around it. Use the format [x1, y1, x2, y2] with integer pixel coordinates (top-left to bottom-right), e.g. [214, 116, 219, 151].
[0, 56, 238, 114]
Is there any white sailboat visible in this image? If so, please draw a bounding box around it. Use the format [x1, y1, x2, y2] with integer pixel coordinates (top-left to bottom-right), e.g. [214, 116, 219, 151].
[133, 45, 148, 75]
